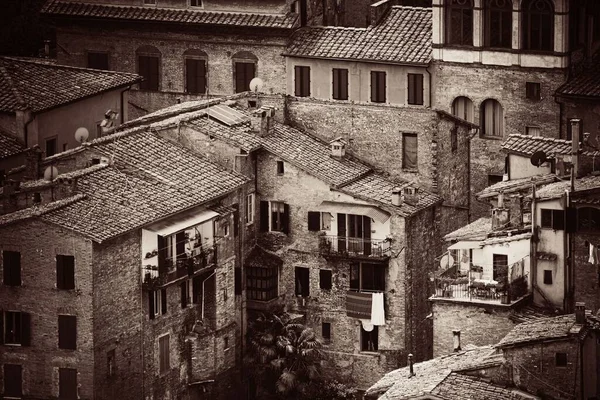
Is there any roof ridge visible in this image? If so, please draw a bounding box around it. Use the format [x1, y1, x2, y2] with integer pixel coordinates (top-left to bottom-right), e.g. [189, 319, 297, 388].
[391, 5, 433, 11]
[0, 56, 141, 78]
[507, 133, 571, 144]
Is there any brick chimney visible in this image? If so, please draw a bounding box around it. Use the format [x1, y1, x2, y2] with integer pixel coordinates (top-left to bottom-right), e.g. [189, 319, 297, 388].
[24, 146, 43, 180]
[575, 302, 586, 324]
[391, 189, 403, 206]
[452, 329, 461, 352]
[330, 137, 347, 158]
[370, 0, 394, 27]
[55, 177, 78, 199]
[250, 106, 275, 137]
[403, 186, 419, 205]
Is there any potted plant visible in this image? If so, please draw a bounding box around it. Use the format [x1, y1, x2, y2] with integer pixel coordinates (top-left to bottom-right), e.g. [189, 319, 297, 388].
[470, 265, 483, 280]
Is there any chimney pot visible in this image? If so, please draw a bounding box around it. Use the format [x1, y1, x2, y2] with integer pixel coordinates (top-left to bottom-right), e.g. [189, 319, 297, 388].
[452, 329, 461, 352]
[408, 353, 415, 377]
[575, 302, 586, 324]
[391, 189, 403, 206]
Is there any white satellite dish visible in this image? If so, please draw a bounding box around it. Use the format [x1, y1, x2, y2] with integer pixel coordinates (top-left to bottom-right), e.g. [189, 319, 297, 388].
[440, 254, 455, 269]
[43, 166, 59, 181]
[75, 127, 89, 143]
[249, 77, 264, 93]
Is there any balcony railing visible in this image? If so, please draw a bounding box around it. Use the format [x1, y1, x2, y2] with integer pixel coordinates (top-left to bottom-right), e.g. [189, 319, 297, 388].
[143, 245, 217, 289]
[319, 236, 391, 259]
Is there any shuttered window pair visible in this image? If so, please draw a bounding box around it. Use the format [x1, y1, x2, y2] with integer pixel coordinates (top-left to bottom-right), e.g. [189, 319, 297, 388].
[185, 58, 207, 94]
[259, 201, 290, 234]
[370, 71, 386, 103]
[295, 66, 311, 97]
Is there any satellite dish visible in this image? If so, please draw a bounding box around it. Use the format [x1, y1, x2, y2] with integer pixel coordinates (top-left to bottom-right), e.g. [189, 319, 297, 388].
[440, 254, 455, 269]
[43, 166, 59, 181]
[249, 77, 264, 93]
[75, 127, 89, 143]
[530, 150, 547, 167]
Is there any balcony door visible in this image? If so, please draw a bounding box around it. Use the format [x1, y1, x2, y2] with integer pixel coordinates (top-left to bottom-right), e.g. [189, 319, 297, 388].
[493, 254, 508, 281]
[337, 213, 371, 255]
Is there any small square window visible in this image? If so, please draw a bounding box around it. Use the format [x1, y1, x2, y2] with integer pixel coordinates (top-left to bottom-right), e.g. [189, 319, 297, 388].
[543, 270, 553, 285]
[526, 82, 541, 101]
[555, 352, 567, 367]
[319, 269, 332, 290]
[322, 322, 331, 341]
[277, 161, 284, 175]
[488, 174, 503, 186]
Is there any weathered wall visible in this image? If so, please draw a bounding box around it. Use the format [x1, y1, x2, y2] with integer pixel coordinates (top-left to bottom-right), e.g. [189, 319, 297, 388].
[572, 231, 600, 313]
[0, 220, 95, 399]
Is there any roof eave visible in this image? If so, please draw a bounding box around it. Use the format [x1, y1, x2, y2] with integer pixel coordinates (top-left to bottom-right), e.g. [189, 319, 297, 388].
[282, 53, 431, 67]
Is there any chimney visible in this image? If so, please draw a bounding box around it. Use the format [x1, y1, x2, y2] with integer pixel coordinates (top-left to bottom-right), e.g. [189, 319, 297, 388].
[330, 137, 347, 158]
[571, 118, 580, 178]
[575, 302, 586, 324]
[370, 0, 393, 27]
[407, 353, 415, 377]
[250, 106, 274, 137]
[56, 177, 78, 199]
[403, 186, 419, 205]
[24, 146, 43, 180]
[492, 207, 510, 231]
[391, 189, 403, 206]
[452, 330, 461, 352]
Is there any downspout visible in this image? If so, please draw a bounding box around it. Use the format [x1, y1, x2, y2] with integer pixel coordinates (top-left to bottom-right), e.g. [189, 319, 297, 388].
[531, 184, 538, 300]
[564, 190, 571, 312]
[467, 129, 471, 223]
[425, 62, 433, 108]
[140, 264, 145, 399]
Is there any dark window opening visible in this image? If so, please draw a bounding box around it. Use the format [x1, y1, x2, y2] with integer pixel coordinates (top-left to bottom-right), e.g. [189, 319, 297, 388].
[522, 0, 554, 51]
[235, 267, 242, 295]
[361, 263, 385, 291]
[332, 68, 349, 100]
[235, 62, 256, 93]
[1, 311, 30, 346]
[57, 255, 75, 290]
[224, 336, 229, 349]
[555, 352, 567, 367]
[58, 315, 77, 350]
[484, 0, 512, 48]
[361, 325, 378, 351]
[59, 368, 77, 399]
[3, 250, 21, 286]
[190, 0, 202, 6]
[543, 270, 553, 285]
[319, 269, 332, 290]
[446, 0, 474, 45]
[577, 207, 600, 232]
[247, 265, 278, 301]
[322, 322, 331, 341]
[46, 137, 57, 157]
[87, 51, 109, 70]
[488, 174, 503, 186]
[295, 267, 310, 297]
[370, 71, 386, 103]
[3, 364, 22, 397]
[402, 133, 418, 170]
[541, 209, 565, 230]
[185, 58, 207, 94]
[526, 82, 541, 100]
[307, 211, 321, 231]
[138, 55, 160, 91]
[277, 160, 284, 175]
[407, 74, 424, 105]
[451, 127, 458, 152]
[492, 254, 508, 281]
[159, 335, 170, 374]
[294, 66, 311, 97]
[181, 280, 190, 308]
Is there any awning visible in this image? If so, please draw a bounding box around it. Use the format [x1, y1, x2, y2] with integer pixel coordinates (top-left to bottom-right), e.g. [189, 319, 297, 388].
[448, 241, 482, 250]
[318, 201, 390, 223]
[145, 209, 218, 236]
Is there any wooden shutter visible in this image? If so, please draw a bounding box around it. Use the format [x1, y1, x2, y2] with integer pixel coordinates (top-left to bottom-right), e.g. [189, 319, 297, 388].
[403, 134, 418, 169]
[363, 216, 372, 256]
[282, 204, 290, 234]
[260, 201, 269, 232]
[303, 67, 310, 97]
[64, 256, 75, 290]
[307, 211, 320, 231]
[370, 72, 377, 102]
[57, 255, 64, 289]
[340, 69, 348, 100]
[408, 74, 415, 104]
[294, 66, 303, 96]
[337, 213, 347, 253]
[180, 282, 188, 308]
[415, 74, 423, 105]
[149, 56, 159, 91]
[186, 58, 198, 93]
[234, 267, 242, 295]
[198, 60, 207, 94]
[161, 288, 167, 315]
[4, 364, 22, 397]
[21, 312, 31, 347]
[59, 368, 77, 399]
[333, 69, 339, 100]
[149, 292, 155, 320]
[379, 72, 386, 102]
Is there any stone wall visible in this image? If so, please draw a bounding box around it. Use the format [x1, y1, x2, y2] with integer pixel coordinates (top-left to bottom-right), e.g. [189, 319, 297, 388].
[572, 233, 600, 313]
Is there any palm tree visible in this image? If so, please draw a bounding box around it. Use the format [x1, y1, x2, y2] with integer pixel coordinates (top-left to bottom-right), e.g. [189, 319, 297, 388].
[246, 312, 325, 399]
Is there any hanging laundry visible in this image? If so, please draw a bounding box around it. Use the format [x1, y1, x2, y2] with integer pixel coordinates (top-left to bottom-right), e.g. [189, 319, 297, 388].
[589, 243, 599, 265]
[361, 319, 374, 332]
[371, 292, 386, 326]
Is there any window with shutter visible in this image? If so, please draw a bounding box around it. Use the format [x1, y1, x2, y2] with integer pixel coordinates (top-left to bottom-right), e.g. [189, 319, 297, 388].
[59, 368, 78, 399]
[149, 291, 156, 320]
[402, 133, 418, 170]
[87, 51, 109, 70]
[3, 250, 21, 286]
[234, 62, 256, 93]
[295, 267, 310, 297]
[319, 269, 332, 290]
[57, 255, 75, 290]
[370, 71, 386, 103]
[270, 201, 288, 232]
[159, 334, 170, 374]
[322, 322, 331, 341]
[332, 68, 348, 100]
[3, 364, 23, 397]
[294, 66, 311, 97]
[307, 211, 321, 231]
[185, 58, 207, 94]
[138, 55, 160, 91]
[58, 315, 77, 350]
[407, 74, 424, 105]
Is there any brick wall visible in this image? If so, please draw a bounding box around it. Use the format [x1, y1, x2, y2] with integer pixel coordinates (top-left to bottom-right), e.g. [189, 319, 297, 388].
[572, 233, 600, 313]
[0, 220, 94, 399]
[431, 301, 516, 357]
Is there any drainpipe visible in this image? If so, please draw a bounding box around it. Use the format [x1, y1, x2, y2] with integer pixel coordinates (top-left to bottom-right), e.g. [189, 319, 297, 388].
[564, 190, 571, 312]
[425, 63, 433, 108]
[531, 184, 538, 301]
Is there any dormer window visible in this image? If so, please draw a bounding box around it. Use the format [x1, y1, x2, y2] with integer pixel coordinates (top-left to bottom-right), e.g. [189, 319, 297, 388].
[445, 0, 474, 46]
[522, 0, 554, 52]
[484, 0, 512, 48]
[330, 138, 347, 158]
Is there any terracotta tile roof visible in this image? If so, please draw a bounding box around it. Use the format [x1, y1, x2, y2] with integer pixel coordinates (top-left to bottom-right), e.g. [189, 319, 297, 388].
[477, 174, 558, 199]
[284, 6, 432, 64]
[534, 175, 600, 200]
[497, 314, 578, 347]
[0, 56, 141, 114]
[245, 245, 283, 269]
[38, 129, 247, 242]
[187, 117, 261, 152]
[502, 134, 572, 157]
[338, 174, 442, 217]
[261, 122, 372, 187]
[556, 65, 600, 98]
[0, 194, 85, 228]
[444, 217, 492, 241]
[366, 346, 500, 399]
[431, 373, 536, 400]
[42, 0, 297, 29]
[510, 305, 561, 324]
[0, 131, 26, 158]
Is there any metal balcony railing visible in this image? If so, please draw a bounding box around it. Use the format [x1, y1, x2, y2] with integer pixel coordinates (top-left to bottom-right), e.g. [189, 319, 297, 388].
[143, 245, 217, 289]
[319, 236, 391, 258]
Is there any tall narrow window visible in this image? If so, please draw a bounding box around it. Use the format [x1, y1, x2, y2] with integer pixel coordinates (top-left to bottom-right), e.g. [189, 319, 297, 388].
[492, 254, 508, 281]
[233, 51, 258, 93]
[87, 51, 109, 70]
[402, 133, 418, 170]
[137, 46, 161, 91]
[246, 193, 255, 224]
[361, 325, 378, 351]
[269, 201, 289, 233]
[3, 364, 23, 398]
[446, 0, 474, 45]
[484, 0, 512, 48]
[294, 66, 311, 97]
[322, 322, 331, 342]
[107, 349, 116, 377]
[407, 74, 424, 105]
[3, 250, 21, 286]
[332, 68, 349, 100]
[159, 334, 170, 374]
[452, 96, 474, 122]
[295, 267, 310, 297]
[480, 99, 504, 136]
[2, 311, 30, 346]
[59, 368, 77, 399]
[58, 315, 77, 350]
[184, 50, 207, 94]
[57, 255, 75, 290]
[370, 71, 386, 103]
[46, 137, 57, 157]
[522, 0, 554, 51]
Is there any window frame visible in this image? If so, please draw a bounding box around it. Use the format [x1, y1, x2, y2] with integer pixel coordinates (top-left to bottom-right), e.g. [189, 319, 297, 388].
[360, 325, 378, 352]
[484, 0, 513, 49]
[294, 65, 311, 97]
[3, 250, 21, 287]
[521, 0, 554, 52]
[184, 56, 207, 95]
[189, 0, 203, 7]
[452, 96, 474, 123]
[407, 73, 424, 105]
[45, 136, 58, 157]
[322, 322, 331, 342]
[158, 334, 170, 375]
[445, 0, 474, 46]
[332, 68, 349, 101]
[56, 255, 75, 290]
[402, 132, 418, 170]
[233, 58, 257, 94]
[137, 50, 161, 92]
[3, 363, 23, 398]
[295, 266, 310, 297]
[246, 193, 255, 225]
[246, 264, 278, 301]
[480, 99, 504, 137]
[526, 82, 541, 101]
[4, 311, 22, 345]
[319, 269, 332, 290]
[543, 269, 553, 285]
[350, 263, 386, 292]
[58, 314, 77, 350]
[540, 209, 565, 230]
[270, 201, 287, 233]
[370, 71, 387, 103]
[526, 126, 541, 136]
[276, 160, 285, 175]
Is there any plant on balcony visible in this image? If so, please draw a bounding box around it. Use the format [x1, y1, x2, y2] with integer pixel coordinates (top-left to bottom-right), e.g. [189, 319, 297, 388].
[318, 234, 332, 254]
[470, 264, 483, 273]
[509, 275, 528, 300]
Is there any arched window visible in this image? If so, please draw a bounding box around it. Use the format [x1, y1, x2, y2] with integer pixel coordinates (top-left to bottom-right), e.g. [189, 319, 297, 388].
[452, 96, 474, 122]
[136, 45, 161, 91]
[480, 99, 504, 136]
[445, 0, 473, 46]
[184, 49, 208, 95]
[522, 0, 554, 51]
[577, 207, 600, 232]
[232, 51, 258, 93]
[485, 0, 512, 48]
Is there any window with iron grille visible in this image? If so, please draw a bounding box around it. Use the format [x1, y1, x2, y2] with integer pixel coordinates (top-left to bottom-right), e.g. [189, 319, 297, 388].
[246, 264, 278, 301]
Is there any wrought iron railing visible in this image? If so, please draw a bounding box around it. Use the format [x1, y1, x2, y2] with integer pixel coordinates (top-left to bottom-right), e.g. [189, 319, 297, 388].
[143, 245, 217, 288]
[319, 236, 391, 258]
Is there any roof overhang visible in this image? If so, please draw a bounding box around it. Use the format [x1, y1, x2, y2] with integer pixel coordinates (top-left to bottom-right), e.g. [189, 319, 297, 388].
[448, 240, 482, 250]
[144, 209, 218, 236]
[318, 201, 390, 223]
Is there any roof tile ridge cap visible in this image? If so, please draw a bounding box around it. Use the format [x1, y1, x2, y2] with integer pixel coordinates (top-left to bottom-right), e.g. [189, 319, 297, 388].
[35, 193, 87, 216]
[391, 5, 432, 11]
[0, 64, 27, 110]
[57, 163, 109, 179]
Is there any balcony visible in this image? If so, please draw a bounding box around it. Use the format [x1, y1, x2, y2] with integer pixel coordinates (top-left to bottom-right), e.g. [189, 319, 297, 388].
[319, 236, 391, 260]
[143, 244, 217, 289]
[430, 262, 530, 306]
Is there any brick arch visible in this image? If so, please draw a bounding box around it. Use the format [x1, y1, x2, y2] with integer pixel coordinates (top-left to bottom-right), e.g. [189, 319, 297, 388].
[231, 51, 258, 61]
[183, 49, 208, 58]
[451, 96, 475, 123]
[135, 45, 161, 55]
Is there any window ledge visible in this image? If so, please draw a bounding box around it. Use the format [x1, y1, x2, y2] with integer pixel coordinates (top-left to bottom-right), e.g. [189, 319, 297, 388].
[359, 351, 380, 356]
[402, 168, 418, 173]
